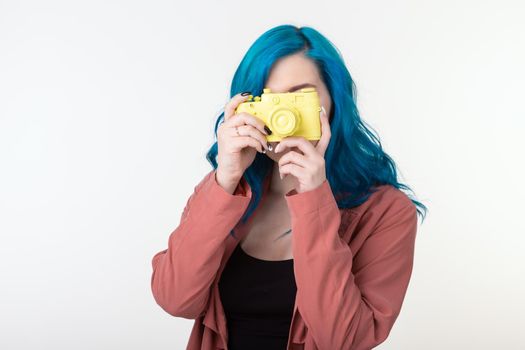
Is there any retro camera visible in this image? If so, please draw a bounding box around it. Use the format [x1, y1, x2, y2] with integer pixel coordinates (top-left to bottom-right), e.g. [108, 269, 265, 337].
[234, 87, 322, 142]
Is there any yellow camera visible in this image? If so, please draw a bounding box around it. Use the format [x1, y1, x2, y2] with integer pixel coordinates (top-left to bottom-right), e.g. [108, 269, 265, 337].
[234, 87, 321, 142]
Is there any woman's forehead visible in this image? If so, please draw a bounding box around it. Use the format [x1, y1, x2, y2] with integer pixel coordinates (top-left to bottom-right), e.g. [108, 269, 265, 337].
[266, 54, 321, 86]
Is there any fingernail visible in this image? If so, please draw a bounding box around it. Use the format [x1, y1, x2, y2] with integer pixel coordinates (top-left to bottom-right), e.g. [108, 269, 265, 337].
[264, 125, 272, 135]
[321, 106, 326, 116]
[267, 143, 273, 151]
[241, 91, 251, 96]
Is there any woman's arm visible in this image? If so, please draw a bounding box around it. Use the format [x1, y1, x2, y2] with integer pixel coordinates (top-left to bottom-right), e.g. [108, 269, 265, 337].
[150, 170, 252, 319]
[284, 180, 418, 350]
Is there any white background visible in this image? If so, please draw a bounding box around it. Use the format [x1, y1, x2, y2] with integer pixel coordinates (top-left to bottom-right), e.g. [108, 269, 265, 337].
[1, 0, 524, 349]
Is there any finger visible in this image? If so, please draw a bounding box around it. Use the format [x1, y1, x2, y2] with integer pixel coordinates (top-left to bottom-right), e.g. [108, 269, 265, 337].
[230, 135, 264, 153]
[232, 124, 269, 151]
[228, 112, 270, 138]
[315, 105, 331, 156]
[279, 163, 306, 180]
[224, 92, 253, 121]
[278, 150, 309, 169]
[274, 136, 316, 156]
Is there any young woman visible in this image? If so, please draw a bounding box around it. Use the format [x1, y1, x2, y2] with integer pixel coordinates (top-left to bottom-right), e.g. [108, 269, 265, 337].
[151, 24, 427, 350]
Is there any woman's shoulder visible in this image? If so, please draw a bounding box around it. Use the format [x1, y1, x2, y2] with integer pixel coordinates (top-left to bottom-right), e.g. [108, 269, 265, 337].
[339, 184, 416, 230]
[338, 184, 418, 244]
[345, 183, 415, 216]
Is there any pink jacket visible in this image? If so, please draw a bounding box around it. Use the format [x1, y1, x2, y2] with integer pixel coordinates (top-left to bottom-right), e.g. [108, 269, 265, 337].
[151, 169, 418, 350]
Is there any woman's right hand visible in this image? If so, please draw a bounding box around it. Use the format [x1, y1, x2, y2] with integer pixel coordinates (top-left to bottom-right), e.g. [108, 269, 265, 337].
[216, 91, 271, 190]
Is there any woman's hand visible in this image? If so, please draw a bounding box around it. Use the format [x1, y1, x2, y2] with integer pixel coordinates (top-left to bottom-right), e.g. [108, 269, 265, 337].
[274, 106, 331, 194]
[216, 92, 270, 190]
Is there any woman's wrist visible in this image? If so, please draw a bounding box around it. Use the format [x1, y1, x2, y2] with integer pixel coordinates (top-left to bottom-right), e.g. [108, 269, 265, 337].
[215, 169, 241, 195]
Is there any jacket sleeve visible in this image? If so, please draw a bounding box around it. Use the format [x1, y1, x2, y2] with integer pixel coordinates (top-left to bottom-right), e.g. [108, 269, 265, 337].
[284, 180, 418, 350]
[151, 169, 252, 319]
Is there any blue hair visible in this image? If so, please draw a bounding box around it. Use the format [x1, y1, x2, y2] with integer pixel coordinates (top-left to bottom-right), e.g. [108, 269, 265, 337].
[206, 24, 428, 233]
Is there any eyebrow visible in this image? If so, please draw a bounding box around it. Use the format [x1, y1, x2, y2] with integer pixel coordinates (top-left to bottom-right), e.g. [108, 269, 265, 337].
[286, 83, 316, 92]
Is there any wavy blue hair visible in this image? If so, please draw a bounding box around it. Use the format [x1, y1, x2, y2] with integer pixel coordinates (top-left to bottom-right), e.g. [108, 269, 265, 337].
[206, 24, 428, 231]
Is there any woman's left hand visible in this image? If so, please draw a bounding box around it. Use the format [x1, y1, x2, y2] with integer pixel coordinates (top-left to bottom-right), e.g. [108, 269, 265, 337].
[274, 106, 332, 194]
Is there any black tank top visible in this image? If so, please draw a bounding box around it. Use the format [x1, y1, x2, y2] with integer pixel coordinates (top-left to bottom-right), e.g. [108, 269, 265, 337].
[218, 242, 297, 350]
